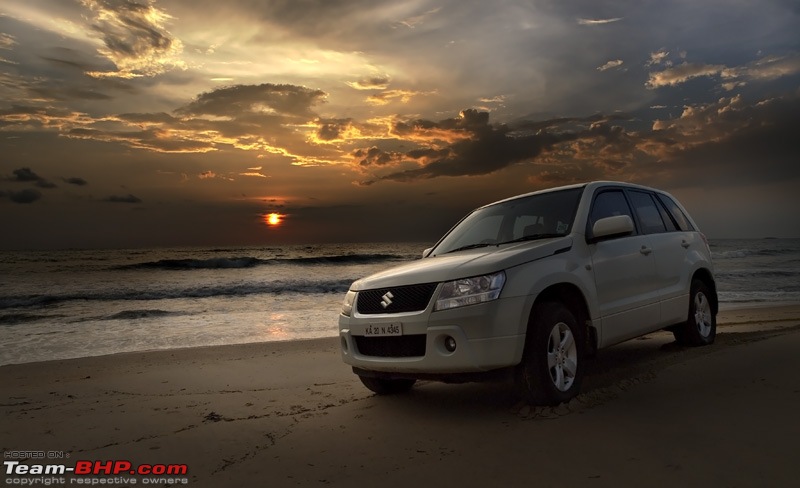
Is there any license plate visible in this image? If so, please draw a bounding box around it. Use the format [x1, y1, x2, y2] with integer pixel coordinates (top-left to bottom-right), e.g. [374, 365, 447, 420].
[363, 323, 403, 337]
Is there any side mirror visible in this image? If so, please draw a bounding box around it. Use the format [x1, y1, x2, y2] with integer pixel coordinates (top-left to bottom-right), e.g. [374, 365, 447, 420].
[422, 247, 433, 258]
[592, 215, 634, 241]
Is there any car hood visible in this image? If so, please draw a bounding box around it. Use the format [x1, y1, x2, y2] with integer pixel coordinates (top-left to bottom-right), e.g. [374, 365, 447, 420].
[351, 236, 573, 290]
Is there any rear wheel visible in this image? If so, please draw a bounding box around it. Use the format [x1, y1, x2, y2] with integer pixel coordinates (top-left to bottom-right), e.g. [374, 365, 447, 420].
[515, 301, 584, 405]
[358, 375, 416, 395]
[673, 279, 716, 346]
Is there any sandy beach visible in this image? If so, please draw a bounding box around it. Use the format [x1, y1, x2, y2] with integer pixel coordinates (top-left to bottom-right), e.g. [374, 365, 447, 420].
[3, 304, 800, 487]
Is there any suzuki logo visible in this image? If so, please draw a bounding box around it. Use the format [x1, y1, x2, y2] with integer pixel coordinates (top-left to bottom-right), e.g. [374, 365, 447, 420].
[380, 291, 394, 309]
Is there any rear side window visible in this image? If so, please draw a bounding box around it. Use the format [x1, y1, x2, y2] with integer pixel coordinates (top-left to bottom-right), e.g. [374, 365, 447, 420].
[656, 194, 695, 231]
[654, 200, 678, 232]
[628, 191, 667, 234]
[589, 190, 634, 230]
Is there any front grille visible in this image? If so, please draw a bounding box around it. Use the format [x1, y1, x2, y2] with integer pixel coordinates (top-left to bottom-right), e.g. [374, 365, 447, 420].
[356, 283, 438, 314]
[354, 335, 427, 358]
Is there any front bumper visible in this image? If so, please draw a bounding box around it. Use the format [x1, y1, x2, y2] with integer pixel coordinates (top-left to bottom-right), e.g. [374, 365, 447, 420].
[338, 294, 528, 374]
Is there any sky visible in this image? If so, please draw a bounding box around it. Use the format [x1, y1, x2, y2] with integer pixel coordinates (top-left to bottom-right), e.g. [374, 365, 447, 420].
[1, 0, 799, 249]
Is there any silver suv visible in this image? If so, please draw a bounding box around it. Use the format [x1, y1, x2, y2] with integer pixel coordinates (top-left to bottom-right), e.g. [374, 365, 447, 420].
[339, 181, 717, 404]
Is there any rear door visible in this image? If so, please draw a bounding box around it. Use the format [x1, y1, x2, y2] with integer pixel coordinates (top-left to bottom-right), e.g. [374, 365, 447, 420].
[654, 192, 705, 324]
[588, 188, 661, 346]
[626, 190, 686, 327]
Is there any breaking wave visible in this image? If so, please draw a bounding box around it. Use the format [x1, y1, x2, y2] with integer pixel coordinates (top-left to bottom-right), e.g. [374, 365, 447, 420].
[115, 253, 405, 270]
[712, 248, 799, 259]
[103, 310, 185, 321]
[0, 279, 354, 310]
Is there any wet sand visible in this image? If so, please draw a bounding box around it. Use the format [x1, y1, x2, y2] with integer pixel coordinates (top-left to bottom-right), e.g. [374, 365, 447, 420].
[2, 304, 799, 487]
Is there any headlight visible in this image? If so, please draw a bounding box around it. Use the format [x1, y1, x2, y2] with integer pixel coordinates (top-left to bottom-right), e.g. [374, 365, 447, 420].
[341, 290, 357, 316]
[434, 271, 506, 311]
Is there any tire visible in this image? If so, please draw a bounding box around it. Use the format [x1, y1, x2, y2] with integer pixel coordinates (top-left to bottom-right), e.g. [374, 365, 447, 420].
[515, 301, 585, 405]
[358, 375, 416, 395]
[672, 279, 716, 346]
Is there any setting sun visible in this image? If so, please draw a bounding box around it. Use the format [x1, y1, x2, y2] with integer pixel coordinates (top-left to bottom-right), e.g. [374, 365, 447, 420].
[264, 213, 283, 226]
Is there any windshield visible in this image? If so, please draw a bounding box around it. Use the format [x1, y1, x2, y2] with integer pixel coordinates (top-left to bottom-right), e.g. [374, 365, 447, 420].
[431, 187, 584, 255]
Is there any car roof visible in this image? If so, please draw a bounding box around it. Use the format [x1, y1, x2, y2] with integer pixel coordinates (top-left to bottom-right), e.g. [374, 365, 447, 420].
[479, 180, 663, 209]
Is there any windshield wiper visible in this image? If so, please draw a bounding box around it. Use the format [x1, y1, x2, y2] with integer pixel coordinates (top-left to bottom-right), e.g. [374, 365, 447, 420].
[443, 242, 493, 254]
[497, 233, 564, 246]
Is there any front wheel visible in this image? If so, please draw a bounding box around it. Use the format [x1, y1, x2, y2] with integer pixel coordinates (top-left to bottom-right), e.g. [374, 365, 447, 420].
[515, 301, 585, 405]
[358, 375, 416, 395]
[672, 279, 716, 346]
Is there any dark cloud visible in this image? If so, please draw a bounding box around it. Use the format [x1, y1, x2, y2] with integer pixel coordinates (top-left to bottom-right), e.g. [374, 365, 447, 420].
[178, 84, 327, 118]
[63, 177, 88, 186]
[642, 92, 800, 188]
[353, 147, 401, 166]
[360, 109, 609, 184]
[0, 188, 43, 204]
[316, 118, 353, 141]
[10, 168, 42, 182]
[104, 194, 142, 203]
[6, 167, 57, 188]
[35, 180, 57, 189]
[347, 76, 391, 90]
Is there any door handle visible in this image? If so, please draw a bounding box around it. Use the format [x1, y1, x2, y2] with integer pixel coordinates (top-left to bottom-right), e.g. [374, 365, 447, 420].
[681, 240, 690, 249]
[640, 246, 652, 255]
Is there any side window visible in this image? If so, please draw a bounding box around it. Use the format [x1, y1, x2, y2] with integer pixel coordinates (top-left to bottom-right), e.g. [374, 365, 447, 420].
[628, 191, 667, 234]
[589, 190, 635, 230]
[656, 194, 695, 231]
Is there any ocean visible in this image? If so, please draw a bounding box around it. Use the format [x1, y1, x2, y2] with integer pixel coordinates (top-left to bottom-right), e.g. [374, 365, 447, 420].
[1, 239, 798, 365]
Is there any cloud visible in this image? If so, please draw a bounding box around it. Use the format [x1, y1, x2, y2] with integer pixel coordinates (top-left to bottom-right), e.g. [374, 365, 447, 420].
[81, 0, 185, 79]
[646, 54, 800, 89]
[352, 147, 407, 167]
[10, 167, 43, 182]
[314, 118, 358, 142]
[0, 33, 17, 50]
[0, 188, 43, 204]
[7, 167, 57, 188]
[597, 60, 624, 72]
[346, 76, 391, 90]
[366, 89, 430, 106]
[358, 109, 616, 184]
[178, 83, 327, 118]
[577, 18, 623, 25]
[646, 49, 670, 67]
[197, 171, 234, 181]
[66, 127, 219, 154]
[646, 62, 728, 88]
[395, 8, 441, 29]
[62, 177, 88, 186]
[104, 194, 142, 203]
[742, 55, 800, 81]
[0, 106, 97, 131]
[350, 92, 798, 189]
[0, 83, 338, 162]
[642, 93, 800, 188]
